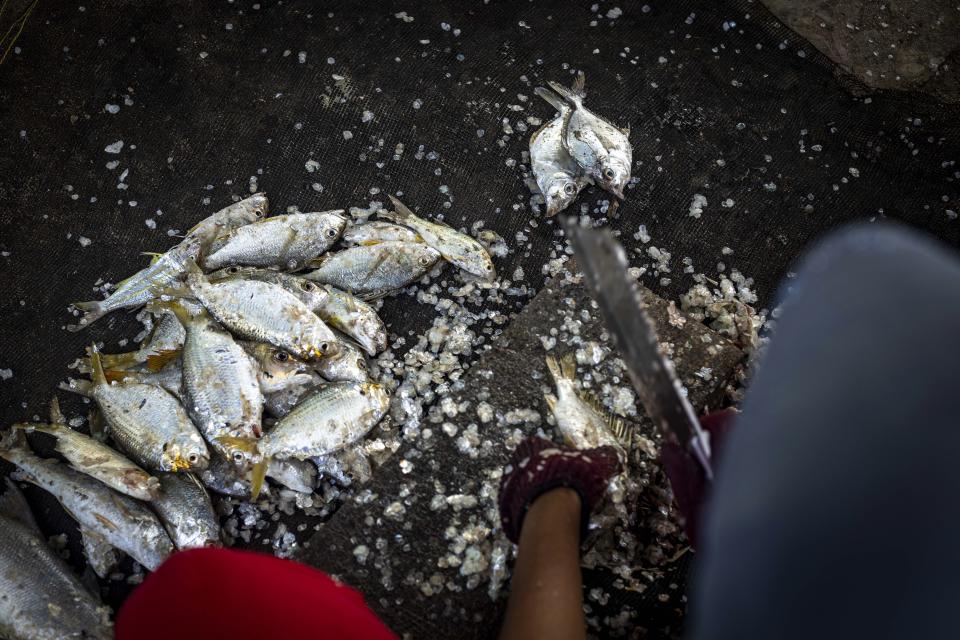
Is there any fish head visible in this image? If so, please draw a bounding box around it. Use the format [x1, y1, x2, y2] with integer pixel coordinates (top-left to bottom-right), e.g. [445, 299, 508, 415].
[544, 174, 580, 217]
[307, 337, 342, 361]
[258, 348, 312, 392]
[291, 278, 330, 310]
[318, 211, 349, 243]
[599, 158, 631, 200]
[230, 193, 269, 225]
[208, 265, 259, 283]
[164, 436, 210, 472]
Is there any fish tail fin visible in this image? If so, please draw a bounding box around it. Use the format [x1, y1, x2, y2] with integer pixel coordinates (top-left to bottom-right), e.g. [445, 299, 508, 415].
[385, 195, 417, 224]
[547, 73, 585, 107]
[67, 300, 106, 332]
[545, 352, 577, 384]
[88, 344, 107, 386]
[534, 86, 567, 113]
[145, 349, 181, 372]
[58, 378, 94, 397]
[98, 351, 142, 370]
[571, 70, 586, 96]
[559, 351, 577, 380]
[49, 397, 65, 424]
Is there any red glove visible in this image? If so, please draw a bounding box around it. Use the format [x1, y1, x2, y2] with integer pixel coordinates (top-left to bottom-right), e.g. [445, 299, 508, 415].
[660, 408, 738, 547]
[498, 436, 621, 543]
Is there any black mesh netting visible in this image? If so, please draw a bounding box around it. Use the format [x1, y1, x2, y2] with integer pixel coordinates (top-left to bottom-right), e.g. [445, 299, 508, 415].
[0, 0, 958, 636]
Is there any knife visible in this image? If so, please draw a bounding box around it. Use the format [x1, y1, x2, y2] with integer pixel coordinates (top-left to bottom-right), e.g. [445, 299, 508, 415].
[561, 218, 714, 481]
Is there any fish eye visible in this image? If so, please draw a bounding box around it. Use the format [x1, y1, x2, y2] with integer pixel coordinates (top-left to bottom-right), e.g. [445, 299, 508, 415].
[356, 359, 366, 369]
[319, 342, 331, 353]
[602, 168, 615, 181]
[418, 255, 431, 266]
[188, 453, 200, 464]
[273, 351, 290, 362]
[298, 280, 314, 291]
[254, 208, 264, 218]
[325, 228, 338, 238]
[227, 266, 240, 274]
[486, 264, 493, 271]
[563, 183, 576, 196]
[232, 451, 246, 463]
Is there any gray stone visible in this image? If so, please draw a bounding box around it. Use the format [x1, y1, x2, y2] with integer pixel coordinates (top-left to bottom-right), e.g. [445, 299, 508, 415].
[761, 0, 960, 102]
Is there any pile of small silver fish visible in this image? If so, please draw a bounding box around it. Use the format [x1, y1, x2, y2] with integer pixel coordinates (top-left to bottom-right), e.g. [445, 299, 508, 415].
[529, 72, 633, 216]
[0, 192, 496, 637]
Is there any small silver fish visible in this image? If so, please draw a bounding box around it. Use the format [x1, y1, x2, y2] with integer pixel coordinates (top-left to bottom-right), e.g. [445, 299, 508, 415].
[152, 473, 220, 549]
[303, 240, 441, 299]
[13, 400, 161, 501]
[543, 352, 625, 456]
[182, 261, 340, 362]
[383, 196, 496, 279]
[202, 210, 347, 271]
[82, 346, 209, 473]
[68, 194, 266, 330]
[239, 341, 314, 394]
[208, 268, 387, 356]
[342, 221, 422, 246]
[0, 479, 112, 640]
[158, 301, 263, 466]
[244, 382, 390, 497]
[545, 72, 632, 199]
[0, 434, 175, 571]
[530, 94, 591, 216]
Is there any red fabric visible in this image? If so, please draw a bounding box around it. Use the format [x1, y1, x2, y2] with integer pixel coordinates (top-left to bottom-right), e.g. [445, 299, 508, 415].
[660, 408, 738, 548]
[116, 548, 397, 640]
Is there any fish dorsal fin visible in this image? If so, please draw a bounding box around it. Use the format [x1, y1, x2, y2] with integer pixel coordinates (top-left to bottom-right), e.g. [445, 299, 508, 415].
[559, 107, 575, 156]
[0, 478, 41, 533]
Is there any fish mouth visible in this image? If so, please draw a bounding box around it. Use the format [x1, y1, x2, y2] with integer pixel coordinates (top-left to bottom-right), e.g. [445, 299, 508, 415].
[611, 186, 626, 200]
[545, 201, 562, 217]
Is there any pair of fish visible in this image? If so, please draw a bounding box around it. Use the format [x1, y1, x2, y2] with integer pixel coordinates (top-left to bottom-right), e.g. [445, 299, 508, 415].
[304, 195, 496, 296]
[530, 73, 633, 216]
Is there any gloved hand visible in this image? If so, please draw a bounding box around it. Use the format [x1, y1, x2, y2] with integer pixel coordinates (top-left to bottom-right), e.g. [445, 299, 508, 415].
[659, 407, 738, 547]
[498, 436, 621, 544]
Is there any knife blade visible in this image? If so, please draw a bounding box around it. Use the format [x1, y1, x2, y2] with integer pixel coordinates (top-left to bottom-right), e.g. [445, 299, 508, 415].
[561, 219, 714, 481]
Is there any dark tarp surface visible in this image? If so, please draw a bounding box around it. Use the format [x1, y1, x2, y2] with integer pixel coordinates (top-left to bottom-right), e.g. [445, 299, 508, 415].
[0, 0, 958, 632]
